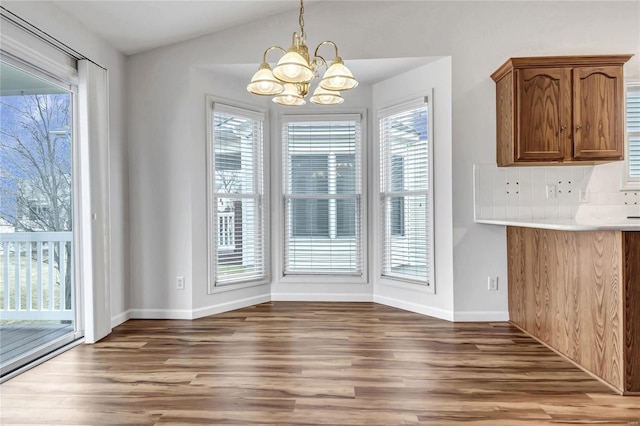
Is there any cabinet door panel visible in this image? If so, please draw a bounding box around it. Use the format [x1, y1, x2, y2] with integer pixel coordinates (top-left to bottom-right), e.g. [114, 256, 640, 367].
[516, 68, 571, 161]
[573, 66, 624, 160]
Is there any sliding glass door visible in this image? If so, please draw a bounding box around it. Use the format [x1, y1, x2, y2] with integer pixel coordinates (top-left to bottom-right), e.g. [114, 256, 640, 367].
[0, 60, 79, 377]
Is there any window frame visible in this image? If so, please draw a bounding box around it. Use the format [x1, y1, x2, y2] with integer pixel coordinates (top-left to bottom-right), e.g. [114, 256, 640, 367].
[279, 112, 367, 283]
[623, 81, 640, 190]
[206, 97, 269, 293]
[377, 95, 435, 293]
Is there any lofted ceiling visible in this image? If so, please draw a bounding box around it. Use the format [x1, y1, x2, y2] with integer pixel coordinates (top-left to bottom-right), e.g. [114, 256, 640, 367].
[48, 1, 441, 85]
[52, 1, 314, 56]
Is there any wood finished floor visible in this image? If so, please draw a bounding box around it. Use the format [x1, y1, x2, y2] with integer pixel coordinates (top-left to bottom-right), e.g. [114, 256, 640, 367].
[1, 302, 639, 425]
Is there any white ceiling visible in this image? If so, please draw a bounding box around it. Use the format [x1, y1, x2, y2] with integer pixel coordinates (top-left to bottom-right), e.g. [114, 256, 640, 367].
[50, 1, 440, 84]
[52, 1, 311, 55]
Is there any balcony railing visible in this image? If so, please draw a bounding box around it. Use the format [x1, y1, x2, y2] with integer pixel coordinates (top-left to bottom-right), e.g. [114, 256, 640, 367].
[0, 232, 74, 321]
[218, 211, 235, 250]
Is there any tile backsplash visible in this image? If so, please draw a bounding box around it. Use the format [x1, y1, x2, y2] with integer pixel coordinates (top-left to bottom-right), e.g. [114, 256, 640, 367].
[474, 162, 640, 221]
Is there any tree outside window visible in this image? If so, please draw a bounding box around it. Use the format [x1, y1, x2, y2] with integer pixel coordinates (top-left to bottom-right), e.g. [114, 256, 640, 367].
[1, 88, 73, 309]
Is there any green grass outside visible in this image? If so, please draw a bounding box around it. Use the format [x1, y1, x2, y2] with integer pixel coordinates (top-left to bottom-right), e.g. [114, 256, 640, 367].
[217, 264, 246, 276]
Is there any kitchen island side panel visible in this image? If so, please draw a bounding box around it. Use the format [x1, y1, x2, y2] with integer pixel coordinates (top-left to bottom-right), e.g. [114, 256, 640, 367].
[507, 227, 624, 391]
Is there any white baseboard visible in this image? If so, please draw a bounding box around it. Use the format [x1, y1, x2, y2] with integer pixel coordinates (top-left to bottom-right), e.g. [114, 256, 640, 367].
[128, 308, 194, 320]
[271, 293, 373, 302]
[373, 295, 454, 322]
[191, 294, 271, 319]
[111, 294, 271, 323]
[111, 310, 132, 328]
[113, 296, 508, 323]
[453, 311, 510, 322]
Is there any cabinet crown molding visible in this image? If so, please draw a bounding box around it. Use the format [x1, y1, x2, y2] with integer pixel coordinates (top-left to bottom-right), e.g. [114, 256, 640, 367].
[491, 54, 633, 82]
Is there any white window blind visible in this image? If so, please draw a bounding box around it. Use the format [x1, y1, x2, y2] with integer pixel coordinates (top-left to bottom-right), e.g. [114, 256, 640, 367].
[282, 115, 362, 275]
[379, 98, 433, 288]
[627, 83, 640, 182]
[209, 102, 265, 289]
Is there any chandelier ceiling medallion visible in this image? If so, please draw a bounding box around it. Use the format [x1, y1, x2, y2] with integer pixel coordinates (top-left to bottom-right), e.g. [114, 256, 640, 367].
[247, 0, 358, 106]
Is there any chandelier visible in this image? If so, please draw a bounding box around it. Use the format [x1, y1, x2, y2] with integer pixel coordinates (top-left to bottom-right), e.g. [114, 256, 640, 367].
[247, 0, 358, 106]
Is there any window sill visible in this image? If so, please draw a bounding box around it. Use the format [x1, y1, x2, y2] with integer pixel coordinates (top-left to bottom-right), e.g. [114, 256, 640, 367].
[208, 278, 270, 294]
[378, 276, 435, 294]
[277, 273, 368, 286]
[621, 181, 640, 191]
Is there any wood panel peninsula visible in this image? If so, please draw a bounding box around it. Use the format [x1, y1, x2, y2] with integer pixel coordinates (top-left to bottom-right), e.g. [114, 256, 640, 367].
[505, 224, 640, 395]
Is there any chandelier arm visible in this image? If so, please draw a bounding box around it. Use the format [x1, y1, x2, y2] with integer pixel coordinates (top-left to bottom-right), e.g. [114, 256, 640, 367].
[312, 55, 328, 72]
[313, 40, 339, 61]
[262, 46, 287, 63]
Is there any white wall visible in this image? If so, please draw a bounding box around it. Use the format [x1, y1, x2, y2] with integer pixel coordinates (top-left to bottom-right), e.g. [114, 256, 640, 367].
[126, 1, 639, 319]
[190, 67, 271, 316]
[127, 43, 194, 316]
[372, 58, 454, 320]
[2, 1, 130, 327]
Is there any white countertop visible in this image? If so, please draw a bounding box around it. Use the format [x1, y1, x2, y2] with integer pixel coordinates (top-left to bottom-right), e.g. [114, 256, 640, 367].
[475, 217, 640, 231]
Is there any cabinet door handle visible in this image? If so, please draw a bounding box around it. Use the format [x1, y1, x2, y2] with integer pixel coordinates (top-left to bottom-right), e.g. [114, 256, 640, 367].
[576, 125, 582, 130]
[560, 125, 567, 131]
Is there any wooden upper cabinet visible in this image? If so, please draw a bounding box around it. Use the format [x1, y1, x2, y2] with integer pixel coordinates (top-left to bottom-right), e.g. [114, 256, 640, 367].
[491, 55, 631, 166]
[573, 66, 625, 160]
[516, 67, 570, 162]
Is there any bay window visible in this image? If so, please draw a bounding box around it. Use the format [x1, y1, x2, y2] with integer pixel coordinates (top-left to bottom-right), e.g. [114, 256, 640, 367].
[379, 98, 434, 290]
[208, 101, 266, 289]
[282, 115, 363, 275]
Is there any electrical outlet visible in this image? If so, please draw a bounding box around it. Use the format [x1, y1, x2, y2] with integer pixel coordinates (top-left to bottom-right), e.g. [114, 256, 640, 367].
[624, 192, 639, 205]
[579, 189, 589, 203]
[556, 180, 572, 197]
[488, 276, 498, 291]
[176, 276, 185, 290]
[545, 184, 556, 199]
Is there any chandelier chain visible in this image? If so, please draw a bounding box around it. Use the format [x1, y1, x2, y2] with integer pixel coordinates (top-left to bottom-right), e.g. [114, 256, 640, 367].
[299, 0, 305, 39]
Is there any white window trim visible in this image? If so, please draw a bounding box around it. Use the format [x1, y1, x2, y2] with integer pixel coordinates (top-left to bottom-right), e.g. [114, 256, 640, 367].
[622, 82, 640, 190]
[205, 96, 270, 294]
[276, 111, 368, 285]
[376, 93, 435, 294]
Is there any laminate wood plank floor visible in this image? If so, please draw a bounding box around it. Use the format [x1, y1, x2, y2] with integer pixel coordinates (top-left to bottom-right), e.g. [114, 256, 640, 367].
[1, 302, 639, 425]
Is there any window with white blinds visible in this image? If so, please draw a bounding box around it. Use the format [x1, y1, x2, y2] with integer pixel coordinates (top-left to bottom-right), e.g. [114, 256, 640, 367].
[626, 83, 640, 185]
[379, 98, 434, 290]
[282, 115, 362, 275]
[208, 102, 265, 290]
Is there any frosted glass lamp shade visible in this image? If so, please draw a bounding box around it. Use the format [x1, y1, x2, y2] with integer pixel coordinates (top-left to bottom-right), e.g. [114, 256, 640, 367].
[247, 63, 285, 96]
[273, 49, 314, 83]
[310, 86, 344, 105]
[273, 83, 306, 106]
[320, 56, 358, 91]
